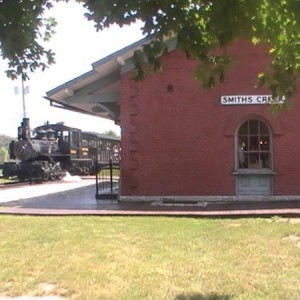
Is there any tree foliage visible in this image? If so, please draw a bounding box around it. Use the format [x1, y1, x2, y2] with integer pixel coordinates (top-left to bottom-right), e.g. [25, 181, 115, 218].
[1, 0, 300, 99]
[0, 146, 8, 163]
[0, 134, 14, 148]
[103, 130, 119, 138]
[0, 134, 13, 163]
[0, 0, 57, 80]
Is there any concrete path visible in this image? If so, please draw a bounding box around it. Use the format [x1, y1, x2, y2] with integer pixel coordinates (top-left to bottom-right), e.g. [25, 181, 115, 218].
[0, 179, 300, 217]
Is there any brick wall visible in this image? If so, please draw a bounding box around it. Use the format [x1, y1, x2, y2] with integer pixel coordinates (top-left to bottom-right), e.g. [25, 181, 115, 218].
[120, 40, 300, 196]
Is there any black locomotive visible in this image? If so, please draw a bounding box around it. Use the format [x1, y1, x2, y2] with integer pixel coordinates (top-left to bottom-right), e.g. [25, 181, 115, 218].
[3, 118, 120, 181]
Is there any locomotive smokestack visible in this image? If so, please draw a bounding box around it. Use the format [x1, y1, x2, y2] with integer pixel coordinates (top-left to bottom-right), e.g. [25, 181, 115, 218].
[18, 118, 31, 140]
[23, 118, 30, 129]
[23, 118, 31, 139]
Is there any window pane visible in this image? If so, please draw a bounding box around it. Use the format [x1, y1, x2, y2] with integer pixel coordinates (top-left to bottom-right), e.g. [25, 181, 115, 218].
[249, 136, 259, 151]
[239, 122, 248, 135]
[260, 153, 270, 168]
[260, 122, 269, 134]
[238, 137, 248, 149]
[249, 153, 260, 168]
[249, 120, 258, 134]
[259, 136, 269, 150]
[238, 143, 246, 168]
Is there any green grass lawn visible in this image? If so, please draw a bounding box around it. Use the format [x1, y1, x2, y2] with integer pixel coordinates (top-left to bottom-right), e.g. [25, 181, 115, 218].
[0, 216, 299, 300]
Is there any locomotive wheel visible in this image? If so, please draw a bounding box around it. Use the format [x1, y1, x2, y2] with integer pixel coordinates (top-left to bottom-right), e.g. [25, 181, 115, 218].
[57, 174, 64, 181]
[47, 173, 56, 181]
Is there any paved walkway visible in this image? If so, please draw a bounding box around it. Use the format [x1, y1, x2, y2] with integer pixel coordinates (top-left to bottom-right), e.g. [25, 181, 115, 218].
[0, 179, 94, 203]
[0, 179, 300, 217]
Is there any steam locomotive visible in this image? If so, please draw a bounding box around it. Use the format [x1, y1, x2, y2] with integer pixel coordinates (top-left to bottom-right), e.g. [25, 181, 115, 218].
[2, 118, 120, 181]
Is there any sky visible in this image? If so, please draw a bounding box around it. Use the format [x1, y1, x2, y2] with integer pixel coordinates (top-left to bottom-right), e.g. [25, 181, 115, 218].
[0, 2, 144, 137]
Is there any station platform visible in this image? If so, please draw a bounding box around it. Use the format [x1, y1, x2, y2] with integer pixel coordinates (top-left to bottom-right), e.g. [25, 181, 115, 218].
[0, 178, 300, 217]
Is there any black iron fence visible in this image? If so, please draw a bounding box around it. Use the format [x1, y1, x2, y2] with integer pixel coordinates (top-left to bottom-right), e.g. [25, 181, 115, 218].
[95, 159, 120, 200]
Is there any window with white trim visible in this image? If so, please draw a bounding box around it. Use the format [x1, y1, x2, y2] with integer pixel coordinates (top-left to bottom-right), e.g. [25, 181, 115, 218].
[237, 119, 271, 169]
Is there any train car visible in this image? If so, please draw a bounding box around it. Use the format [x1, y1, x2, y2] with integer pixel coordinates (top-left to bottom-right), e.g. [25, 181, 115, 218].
[2, 118, 120, 181]
[81, 131, 120, 164]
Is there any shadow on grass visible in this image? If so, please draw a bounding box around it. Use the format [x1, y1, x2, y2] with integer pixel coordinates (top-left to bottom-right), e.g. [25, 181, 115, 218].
[175, 293, 232, 300]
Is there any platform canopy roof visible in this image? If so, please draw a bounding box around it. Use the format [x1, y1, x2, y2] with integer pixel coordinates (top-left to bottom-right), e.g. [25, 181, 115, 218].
[45, 38, 146, 123]
[46, 37, 177, 123]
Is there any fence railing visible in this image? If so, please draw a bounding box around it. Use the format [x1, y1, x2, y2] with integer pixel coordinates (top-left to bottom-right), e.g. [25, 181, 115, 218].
[95, 159, 120, 200]
[97, 149, 120, 163]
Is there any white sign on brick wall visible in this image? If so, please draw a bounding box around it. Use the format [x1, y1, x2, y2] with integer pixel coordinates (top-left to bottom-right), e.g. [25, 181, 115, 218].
[220, 95, 284, 105]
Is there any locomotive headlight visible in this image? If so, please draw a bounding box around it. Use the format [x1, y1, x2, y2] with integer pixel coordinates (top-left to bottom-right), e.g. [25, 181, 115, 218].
[19, 145, 27, 153]
[14, 140, 33, 161]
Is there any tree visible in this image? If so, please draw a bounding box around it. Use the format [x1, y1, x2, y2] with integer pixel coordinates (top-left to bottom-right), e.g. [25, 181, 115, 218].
[0, 134, 14, 148]
[103, 130, 119, 138]
[0, 134, 13, 163]
[0, 146, 8, 163]
[0, 134, 14, 164]
[1, 0, 300, 100]
[0, 0, 56, 80]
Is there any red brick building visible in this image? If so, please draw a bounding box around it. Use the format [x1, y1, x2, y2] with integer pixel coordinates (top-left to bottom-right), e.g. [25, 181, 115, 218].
[47, 38, 300, 201]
